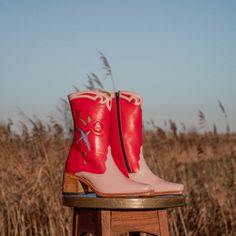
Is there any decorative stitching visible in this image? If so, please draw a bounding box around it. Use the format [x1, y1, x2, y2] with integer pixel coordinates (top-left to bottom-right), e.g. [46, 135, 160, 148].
[78, 129, 91, 151]
[119, 93, 142, 106]
[73, 92, 112, 111]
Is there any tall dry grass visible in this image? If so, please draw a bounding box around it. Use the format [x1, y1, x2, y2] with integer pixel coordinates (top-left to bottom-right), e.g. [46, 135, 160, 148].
[1, 54, 235, 235]
[143, 127, 236, 235]
[0, 116, 235, 235]
[0, 119, 71, 236]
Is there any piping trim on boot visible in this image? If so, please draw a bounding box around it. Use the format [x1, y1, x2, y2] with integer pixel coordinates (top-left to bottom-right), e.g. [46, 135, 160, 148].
[119, 90, 143, 106]
[68, 90, 112, 111]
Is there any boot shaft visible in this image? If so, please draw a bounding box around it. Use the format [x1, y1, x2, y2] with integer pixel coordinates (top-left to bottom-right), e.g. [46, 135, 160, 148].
[66, 91, 112, 174]
[110, 91, 143, 174]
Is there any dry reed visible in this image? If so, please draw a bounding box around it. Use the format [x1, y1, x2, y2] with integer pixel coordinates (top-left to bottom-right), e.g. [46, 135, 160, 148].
[0, 116, 235, 235]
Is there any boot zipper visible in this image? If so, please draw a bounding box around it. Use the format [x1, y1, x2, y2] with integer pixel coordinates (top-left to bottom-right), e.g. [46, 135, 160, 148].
[115, 91, 132, 173]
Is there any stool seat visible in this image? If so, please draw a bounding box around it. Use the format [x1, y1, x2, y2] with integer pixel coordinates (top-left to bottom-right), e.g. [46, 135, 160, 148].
[63, 194, 185, 236]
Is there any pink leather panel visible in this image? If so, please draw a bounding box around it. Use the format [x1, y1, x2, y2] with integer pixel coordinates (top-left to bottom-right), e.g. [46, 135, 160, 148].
[77, 147, 152, 194]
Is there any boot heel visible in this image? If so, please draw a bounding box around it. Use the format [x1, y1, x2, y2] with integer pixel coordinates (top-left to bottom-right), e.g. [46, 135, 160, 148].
[62, 172, 91, 194]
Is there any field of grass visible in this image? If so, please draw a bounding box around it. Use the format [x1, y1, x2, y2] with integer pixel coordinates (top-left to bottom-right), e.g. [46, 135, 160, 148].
[0, 116, 235, 236]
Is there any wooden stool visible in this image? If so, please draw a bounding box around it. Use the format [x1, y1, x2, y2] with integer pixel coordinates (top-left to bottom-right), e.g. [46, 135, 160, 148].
[63, 193, 185, 236]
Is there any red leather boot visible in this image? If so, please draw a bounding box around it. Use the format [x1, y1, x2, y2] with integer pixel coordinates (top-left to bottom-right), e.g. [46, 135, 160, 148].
[110, 90, 184, 195]
[62, 90, 153, 197]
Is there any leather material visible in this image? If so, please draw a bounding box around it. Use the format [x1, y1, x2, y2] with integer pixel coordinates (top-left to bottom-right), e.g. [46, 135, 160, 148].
[109, 94, 129, 176]
[129, 148, 184, 194]
[110, 91, 142, 174]
[65, 91, 111, 174]
[77, 147, 152, 194]
[111, 90, 184, 194]
[64, 90, 154, 195]
[119, 91, 142, 172]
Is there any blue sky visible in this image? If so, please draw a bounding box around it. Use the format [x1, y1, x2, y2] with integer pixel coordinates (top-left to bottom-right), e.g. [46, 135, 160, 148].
[0, 1, 236, 132]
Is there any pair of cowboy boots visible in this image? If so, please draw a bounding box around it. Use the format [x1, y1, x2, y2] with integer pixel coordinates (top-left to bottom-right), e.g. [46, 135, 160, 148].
[62, 90, 184, 197]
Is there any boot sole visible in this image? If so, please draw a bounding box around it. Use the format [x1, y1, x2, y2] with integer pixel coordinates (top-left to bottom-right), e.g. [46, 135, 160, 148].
[62, 172, 154, 197]
[150, 191, 185, 196]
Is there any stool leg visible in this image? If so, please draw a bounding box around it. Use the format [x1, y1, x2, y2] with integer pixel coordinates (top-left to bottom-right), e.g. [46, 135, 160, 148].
[96, 210, 111, 236]
[157, 210, 169, 236]
[72, 208, 80, 236]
